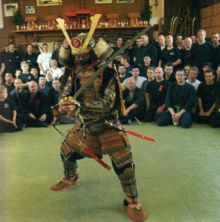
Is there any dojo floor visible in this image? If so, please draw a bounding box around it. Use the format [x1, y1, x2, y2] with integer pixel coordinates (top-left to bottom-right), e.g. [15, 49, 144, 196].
[0, 123, 220, 222]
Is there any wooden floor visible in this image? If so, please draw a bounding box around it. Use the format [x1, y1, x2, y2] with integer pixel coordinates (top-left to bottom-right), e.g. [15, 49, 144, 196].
[0, 123, 220, 222]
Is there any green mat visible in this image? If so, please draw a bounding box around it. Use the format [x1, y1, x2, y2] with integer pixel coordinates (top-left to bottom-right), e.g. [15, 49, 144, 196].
[0, 123, 220, 222]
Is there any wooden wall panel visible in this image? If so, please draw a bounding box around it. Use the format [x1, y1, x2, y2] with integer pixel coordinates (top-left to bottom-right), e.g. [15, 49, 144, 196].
[200, 2, 220, 37]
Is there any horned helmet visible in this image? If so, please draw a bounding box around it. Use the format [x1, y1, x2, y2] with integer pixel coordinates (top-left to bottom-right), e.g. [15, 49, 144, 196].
[57, 14, 113, 59]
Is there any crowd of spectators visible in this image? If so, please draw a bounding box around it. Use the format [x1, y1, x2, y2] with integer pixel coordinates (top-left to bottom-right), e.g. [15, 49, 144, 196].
[0, 28, 220, 133]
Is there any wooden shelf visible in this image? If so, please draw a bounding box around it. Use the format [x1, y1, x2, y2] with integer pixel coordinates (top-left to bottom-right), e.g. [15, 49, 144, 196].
[13, 25, 149, 33]
[12, 26, 150, 46]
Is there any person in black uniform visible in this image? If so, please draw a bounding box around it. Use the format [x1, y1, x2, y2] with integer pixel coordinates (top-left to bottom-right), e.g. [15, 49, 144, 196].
[121, 78, 145, 124]
[196, 69, 216, 124]
[10, 78, 29, 125]
[181, 37, 193, 67]
[211, 32, 220, 71]
[135, 34, 158, 67]
[25, 81, 48, 127]
[4, 43, 21, 75]
[159, 35, 182, 69]
[144, 67, 169, 122]
[191, 29, 212, 80]
[21, 43, 38, 68]
[157, 69, 196, 128]
[19, 61, 34, 88]
[3, 72, 15, 94]
[210, 86, 220, 127]
[0, 85, 22, 133]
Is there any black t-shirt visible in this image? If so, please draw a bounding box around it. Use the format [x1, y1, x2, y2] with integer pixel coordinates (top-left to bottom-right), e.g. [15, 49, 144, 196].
[160, 47, 181, 67]
[21, 52, 38, 68]
[211, 45, 220, 70]
[0, 98, 16, 120]
[146, 80, 170, 107]
[181, 49, 193, 66]
[19, 73, 34, 83]
[191, 42, 212, 68]
[4, 51, 21, 74]
[135, 43, 158, 67]
[197, 83, 216, 111]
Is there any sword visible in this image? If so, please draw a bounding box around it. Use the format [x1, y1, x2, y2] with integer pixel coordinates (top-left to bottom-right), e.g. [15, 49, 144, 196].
[72, 25, 151, 100]
[52, 123, 111, 170]
[105, 120, 156, 143]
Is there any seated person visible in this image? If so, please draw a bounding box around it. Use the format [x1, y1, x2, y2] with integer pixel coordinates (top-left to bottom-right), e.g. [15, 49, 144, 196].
[30, 67, 39, 82]
[0, 85, 22, 133]
[45, 69, 53, 87]
[25, 81, 48, 127]
[118, 65, 130, 83]
[210, 93, 220, 127]
[15, 69, 22, 78]
[119, 54, 132, 76]
[49, 59, 64, 79]
[144, 67, 169, 122]
[4, 72, 15, 94]
[201, 63, 212, 81]
[157, 69, 196, 128]
[139, 56, 153, 77]
[121, 78, 145, 124]
[186, 66, 201, 91]
[196, 69, 216, 124]
[123, 66, 147, 90]
[164, 63, 176, 82]
[146, 66, 155, 82]
[38, 76, 51, 96]
[184, 65, 191, 79]
[10, 78, 29, 125]
[18, 61, 34, 88]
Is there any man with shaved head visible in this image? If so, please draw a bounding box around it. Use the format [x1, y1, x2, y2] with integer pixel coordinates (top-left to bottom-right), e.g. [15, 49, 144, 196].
[25, 81, 48, 127]
[144, 67, 169, 122]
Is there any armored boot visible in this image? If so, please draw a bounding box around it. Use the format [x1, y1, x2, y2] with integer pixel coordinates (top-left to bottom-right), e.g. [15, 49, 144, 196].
[50, 157, 79, 191]
[50, 174, 79, 191]
[124, 199, 148, 222]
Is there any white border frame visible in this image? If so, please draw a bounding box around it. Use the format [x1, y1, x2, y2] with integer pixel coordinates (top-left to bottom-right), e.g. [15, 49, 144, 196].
[4, 3, 18, 17]
[37, 0, 62, 7]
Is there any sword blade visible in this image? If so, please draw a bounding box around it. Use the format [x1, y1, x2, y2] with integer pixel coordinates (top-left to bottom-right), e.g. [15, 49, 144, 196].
[73, 26, 151, 99]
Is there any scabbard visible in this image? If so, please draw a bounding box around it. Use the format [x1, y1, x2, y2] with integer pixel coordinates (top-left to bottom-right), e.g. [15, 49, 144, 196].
[83, 147, 111, 170]
[125, 130, 156, 143]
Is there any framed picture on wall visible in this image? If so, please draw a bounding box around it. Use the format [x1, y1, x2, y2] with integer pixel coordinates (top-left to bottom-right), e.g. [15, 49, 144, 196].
[3, 3, 18, 17]
[37, 0, 62, 6]
[116, 0, 135, 3]
[25, 6, 36, 14]
[95, 0, 112, 3]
